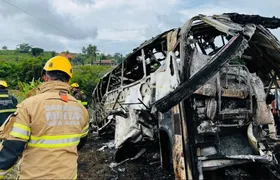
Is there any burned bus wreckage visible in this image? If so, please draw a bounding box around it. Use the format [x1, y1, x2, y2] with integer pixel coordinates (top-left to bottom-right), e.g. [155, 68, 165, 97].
[92, 13, 280, 179]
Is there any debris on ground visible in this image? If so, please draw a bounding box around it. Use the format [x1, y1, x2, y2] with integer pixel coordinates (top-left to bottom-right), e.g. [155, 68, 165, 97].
[78, 134, 174, 180]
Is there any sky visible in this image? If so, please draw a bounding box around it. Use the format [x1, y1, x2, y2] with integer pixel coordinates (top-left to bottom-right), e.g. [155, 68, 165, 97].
[0, 0, 280, 55]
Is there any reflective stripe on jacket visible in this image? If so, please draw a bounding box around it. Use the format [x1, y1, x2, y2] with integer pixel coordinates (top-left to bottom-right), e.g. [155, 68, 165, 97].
[77, 100, 88, 106]
[0, 90, 17, 126]
[5, 81, 89, 179]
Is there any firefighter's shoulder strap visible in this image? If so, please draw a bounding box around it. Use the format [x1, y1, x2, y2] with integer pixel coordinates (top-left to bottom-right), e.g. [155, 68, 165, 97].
[59, 91, 69, 102]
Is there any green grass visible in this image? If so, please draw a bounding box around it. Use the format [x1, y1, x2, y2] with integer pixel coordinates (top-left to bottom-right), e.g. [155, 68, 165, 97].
[9, 90, 25, 103]
[0, 50, 53, 62]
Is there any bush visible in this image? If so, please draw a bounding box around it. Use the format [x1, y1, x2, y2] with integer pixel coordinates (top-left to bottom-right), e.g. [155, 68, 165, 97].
[18, 79, 42, 98]
[70, 65, 113, 103]
[0, 57, 47, 88]
[17, 57, 47, 83]
[0, 50, 113, 105]
[0, 61, 20, 88]
[9, 90, 25, 103]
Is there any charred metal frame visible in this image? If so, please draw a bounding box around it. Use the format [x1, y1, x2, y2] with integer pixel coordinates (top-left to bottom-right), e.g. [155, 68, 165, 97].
[92, 13, 280, 180]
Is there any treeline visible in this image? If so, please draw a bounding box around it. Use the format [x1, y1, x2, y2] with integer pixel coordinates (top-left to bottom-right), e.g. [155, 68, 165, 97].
[67, 44, 124, 65]
[2, 43, 55, 58]
[1, 43, 126, 65]
[0, 53, 112, 101]
[0, 43, 117, 101]
[0, 44, 55, 87]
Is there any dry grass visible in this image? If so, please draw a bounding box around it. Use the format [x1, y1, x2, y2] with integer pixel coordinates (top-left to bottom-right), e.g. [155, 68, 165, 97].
[5, 163, 19, 180]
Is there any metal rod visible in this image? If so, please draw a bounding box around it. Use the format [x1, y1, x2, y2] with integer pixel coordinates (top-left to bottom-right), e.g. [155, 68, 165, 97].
[141, 49, 146, 77]
[138, 98, 150, 109]
[266, 75, 275, 98]
[225, 65, 228, 88]
[116, 101, 126, 111]
[198, 160, 204, 180]
[216, 72, 222, 114]
[274, 76, 278, 110]
[121, 59, 124, 87]
[238, 66, 241, 86]
[120, 102, 142, 105]
[221, 35, 225, 46]
[98, 118, 114, 133]
[106, 72, 112, 93]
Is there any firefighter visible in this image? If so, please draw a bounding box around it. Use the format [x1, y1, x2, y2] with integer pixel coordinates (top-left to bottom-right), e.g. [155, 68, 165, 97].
[0, 56, 89, 179]
[71, 82, 88, 108]
[0, 80, 17, 126]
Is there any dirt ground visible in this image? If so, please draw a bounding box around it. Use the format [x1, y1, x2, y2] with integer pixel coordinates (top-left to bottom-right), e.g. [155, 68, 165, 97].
[4, 132, 279, 180]
[77, 133, 174, 180]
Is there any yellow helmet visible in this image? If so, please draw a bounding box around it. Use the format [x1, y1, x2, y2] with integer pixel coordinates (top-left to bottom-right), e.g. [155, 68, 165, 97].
[0, 80, 8, 88]
[43, 56, 73, 78]
[71, 83, 79, 88]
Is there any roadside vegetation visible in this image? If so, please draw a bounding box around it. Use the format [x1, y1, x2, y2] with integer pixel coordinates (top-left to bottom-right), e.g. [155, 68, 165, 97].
[0, 43, 120, 103]
[1, 43, 117, 179]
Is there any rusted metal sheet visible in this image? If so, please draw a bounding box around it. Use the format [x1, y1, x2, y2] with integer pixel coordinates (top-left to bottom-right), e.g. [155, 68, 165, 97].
[173, 135, 187, 180]
[179, 102, 194, 180]
[221, 88, 248, 99]
[172, 105, 187, 180]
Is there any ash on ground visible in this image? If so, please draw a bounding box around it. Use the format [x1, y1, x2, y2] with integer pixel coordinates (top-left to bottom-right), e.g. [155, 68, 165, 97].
[78, 133, 174, 180]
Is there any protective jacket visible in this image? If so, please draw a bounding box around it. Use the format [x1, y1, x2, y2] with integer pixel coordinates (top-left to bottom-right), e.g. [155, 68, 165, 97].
[0, 89, 17, 126]
[0, 81, 89, 179]
[73, 89, 88, 108]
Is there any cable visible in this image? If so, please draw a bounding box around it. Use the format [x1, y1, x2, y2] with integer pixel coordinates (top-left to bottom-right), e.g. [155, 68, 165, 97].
[3, 0, 75, 39]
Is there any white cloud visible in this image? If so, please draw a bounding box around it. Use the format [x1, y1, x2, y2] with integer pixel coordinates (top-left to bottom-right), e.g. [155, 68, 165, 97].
[0, 0, 279, 54]
[97, 29, 146, 41]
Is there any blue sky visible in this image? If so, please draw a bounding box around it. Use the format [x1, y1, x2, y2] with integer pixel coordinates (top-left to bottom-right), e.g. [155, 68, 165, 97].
[0, 0, 279, 55]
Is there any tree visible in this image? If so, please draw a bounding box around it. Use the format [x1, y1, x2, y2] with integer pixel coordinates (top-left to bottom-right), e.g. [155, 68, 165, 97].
[72, 55, 86, 65]
[17, 43, 31, 53]
[82, 47, 87, 54]
[2, 46, 7, 50]
[0, 61, 20, 87]
[82, 44, 98, 65]
[99, 53, 107, 60]
[70, 65, 113, 103]
[113, 53, 123, 64]
[106, 54, 113, 59]
[31, 47, 44, 57]
[51, 51, 56, 57]
[18, 57, 47, 83]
